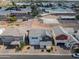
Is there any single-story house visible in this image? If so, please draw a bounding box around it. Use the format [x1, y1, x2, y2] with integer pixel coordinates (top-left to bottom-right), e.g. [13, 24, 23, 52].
[0, 28, 26, 46]
[29, 29, 53, 49]
[44, 7, 76, 15]
[53, 26, 69, 46]
[60, 15, 76, 20]
[39, 15, 60, 25]
[0, 10, 10, 20]
[53, 26, 79, 48]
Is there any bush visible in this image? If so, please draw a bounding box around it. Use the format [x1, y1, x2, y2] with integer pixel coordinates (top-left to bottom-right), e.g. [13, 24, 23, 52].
[27, 47, 30, 49]
[19, 41, 25, 50]
[46, 49, 51, 52]
[41, 49, 44, 52]
[75, 49, 79, 53]
[9, 15, 17, 23]
[16, 41, 25, 51]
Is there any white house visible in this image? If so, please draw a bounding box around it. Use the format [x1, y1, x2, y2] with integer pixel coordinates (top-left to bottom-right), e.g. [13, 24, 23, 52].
[29, 29, 53, 49]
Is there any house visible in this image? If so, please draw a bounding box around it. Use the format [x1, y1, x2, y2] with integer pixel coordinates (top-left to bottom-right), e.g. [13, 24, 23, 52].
[0, 28, 26, 46]
[29, 29, 53, 49]
[60, 15, 76, 20]
[53, 26, 79, 48]
[9, 7, 31, 19]
[39, 15, 60, 25]
[0, 9, 10, 20]
[0, 7, 31, 20]
[53, 26, 69, 46]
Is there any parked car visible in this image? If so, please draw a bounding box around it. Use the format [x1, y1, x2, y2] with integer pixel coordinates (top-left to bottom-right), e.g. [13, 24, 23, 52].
[72, 48, 79, 58]
[72, 53, 79, 58]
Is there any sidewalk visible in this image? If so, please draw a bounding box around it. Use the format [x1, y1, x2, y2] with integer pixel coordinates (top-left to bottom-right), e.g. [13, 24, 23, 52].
[0, 45, 72, 56]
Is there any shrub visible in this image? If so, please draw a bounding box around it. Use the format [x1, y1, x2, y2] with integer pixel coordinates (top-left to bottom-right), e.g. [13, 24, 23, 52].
[9, 15, 17, 23]
[16, 41, 25, 51]
[41, 49, 44, 52]
[46, 49, 51, 52]
[76, 15, 79, 20]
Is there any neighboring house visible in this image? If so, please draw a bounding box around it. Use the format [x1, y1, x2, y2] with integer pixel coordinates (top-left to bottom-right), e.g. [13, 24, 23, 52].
[39, 15, 60, 25]
[0, 7, 31, 20]
[10, 7, 31, 19]
[53, 26, 69, 46]
[0, 28, 26, 46]
[44, 7, 76, 15]
[0, 9, 10, 20]
[29, 29, 53, 49]
[60, 15, 76, 20]
[53, 26, 79, 48]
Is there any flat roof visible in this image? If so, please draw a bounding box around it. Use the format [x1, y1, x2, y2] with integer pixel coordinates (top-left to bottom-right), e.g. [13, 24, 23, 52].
[29, 29, 52, 37]
[31, 20, 51, 29]
[40, 15, 59, 24]
[60, 16, 75, 18]
[53, 26, 69, 36]
[1, 27, 26, 36]
[45, 7, 75, 14]
[0, 10, 10, 15]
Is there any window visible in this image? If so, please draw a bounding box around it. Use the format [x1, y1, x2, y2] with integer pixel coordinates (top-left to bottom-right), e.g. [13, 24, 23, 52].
[32, 37, 38, 39]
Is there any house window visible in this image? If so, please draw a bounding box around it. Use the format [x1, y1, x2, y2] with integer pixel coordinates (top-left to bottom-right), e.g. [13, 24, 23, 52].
[32, 37, 38, 39]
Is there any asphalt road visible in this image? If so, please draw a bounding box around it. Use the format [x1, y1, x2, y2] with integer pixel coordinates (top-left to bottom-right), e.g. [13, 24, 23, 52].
[0, 55, 78, 59]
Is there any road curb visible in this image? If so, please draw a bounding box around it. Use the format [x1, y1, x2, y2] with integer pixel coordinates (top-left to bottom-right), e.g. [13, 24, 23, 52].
[0, 53, 72, 56]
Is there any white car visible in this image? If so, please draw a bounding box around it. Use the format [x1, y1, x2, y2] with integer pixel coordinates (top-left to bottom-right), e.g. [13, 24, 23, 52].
[72, 53, 79, 58]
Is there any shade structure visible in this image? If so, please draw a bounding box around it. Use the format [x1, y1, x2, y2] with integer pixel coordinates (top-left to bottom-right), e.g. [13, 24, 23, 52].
[10, 41, 20, 45]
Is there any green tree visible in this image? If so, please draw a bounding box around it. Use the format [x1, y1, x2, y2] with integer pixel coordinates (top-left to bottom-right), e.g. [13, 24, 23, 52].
[12, 1, 17, 8]
[76, 15, 79, 20]
[30, 3, 39, 17]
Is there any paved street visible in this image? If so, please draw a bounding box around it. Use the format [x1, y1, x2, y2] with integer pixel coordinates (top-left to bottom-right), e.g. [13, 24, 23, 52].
[0, 55, 78, 59]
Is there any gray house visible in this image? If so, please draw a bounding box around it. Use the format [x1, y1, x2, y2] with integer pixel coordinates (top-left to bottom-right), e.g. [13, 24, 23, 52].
[29, 29, 53, 49]
[0, 28, 26, 46]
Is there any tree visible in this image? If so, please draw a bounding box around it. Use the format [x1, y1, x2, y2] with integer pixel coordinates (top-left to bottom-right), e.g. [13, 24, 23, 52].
[30, 3, 39, 17]
[76, 15, 79, 20]
[12, 1, 17, 8]
[11, 1, 20, 11]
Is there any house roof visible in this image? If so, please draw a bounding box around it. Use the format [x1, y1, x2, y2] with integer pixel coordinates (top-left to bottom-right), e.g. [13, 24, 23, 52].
[0, 10, 10, 16]
[40, 15, 59, 24]
[1, 27, 26, 36]
[53, 26, 69, 37]
[31, 20, 52, 29]
[60, 16, 75, 19]
[29, 29, 45, 37]
[29, 29, 52, 38]
[40, 15, 59, 20]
